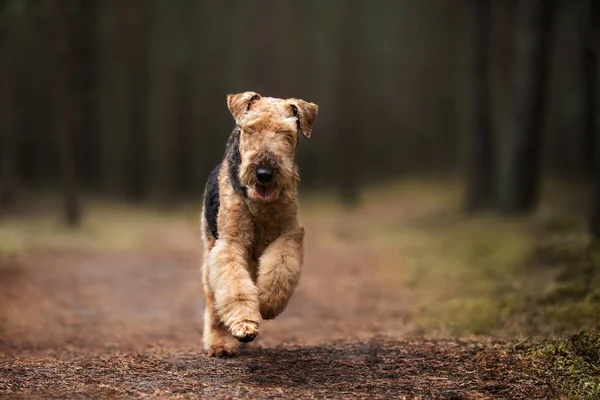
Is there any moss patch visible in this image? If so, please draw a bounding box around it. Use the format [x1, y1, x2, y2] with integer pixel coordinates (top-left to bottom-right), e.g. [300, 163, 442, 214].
[526, 331, 600, 399]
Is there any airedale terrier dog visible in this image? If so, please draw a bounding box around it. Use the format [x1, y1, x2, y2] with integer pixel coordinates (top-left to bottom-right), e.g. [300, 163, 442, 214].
[200, 91, 318, 357]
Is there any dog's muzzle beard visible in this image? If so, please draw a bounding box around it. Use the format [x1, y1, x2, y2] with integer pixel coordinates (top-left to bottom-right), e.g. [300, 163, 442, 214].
[241, 153, 299, 202]
[241, 162, 278, 202]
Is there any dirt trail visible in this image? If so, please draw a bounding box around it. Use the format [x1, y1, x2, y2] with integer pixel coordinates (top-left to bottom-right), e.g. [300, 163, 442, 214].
[0, 221, 549, 399]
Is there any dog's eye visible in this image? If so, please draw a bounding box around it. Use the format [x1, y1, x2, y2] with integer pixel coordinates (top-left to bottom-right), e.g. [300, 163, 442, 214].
[244, 127, 254, 135]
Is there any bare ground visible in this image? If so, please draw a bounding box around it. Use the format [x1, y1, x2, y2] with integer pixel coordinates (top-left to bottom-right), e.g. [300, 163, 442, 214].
[0, 189, 569, 399]
[0, 250, 549, 398]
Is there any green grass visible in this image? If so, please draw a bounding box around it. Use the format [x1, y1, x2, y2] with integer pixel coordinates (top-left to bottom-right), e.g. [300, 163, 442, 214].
[0, 197, 199, 254]
[313, 178, 599, 337]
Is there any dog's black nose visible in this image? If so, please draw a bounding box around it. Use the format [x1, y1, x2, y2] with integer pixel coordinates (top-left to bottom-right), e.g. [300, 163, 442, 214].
[256, 168, 274, 184]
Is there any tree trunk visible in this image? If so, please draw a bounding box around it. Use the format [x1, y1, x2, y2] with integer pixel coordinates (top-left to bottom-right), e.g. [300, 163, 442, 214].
[79, 0, 98, 188]
[583, 0, 599, 179]
[496, 0, 555, 213]
[180, 0, 213, 197]
[586, 0, 600, 238]
[464, 0, 493, 212]
[307, 0, 341, 189]
[53, 0, 82, 227]
[336, 0, 361, 206]
[0, 14, 17, 212]
[17, 5, 41, 185]
[584, 52, 597, 179]
[247, 0, 282, 95]
[96, 0, 135, 196]
[146, 1, 181, 206]
[127, 0, 150, 201]
[0, 4, 28, 212]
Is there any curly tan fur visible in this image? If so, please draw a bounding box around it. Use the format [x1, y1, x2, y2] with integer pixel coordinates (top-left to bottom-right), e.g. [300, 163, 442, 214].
[200, 92, 318, 357]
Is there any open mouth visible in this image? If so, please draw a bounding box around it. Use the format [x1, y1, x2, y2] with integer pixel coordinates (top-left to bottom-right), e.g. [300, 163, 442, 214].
[254, 184, 276, 201]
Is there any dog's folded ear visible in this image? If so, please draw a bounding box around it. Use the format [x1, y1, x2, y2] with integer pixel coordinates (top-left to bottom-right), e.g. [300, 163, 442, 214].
[290, 99, 319, 139]
[227, 91, 262, 123]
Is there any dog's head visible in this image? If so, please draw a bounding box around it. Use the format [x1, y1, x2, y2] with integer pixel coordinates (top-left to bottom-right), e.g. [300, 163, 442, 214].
[226, 91, 318, 202]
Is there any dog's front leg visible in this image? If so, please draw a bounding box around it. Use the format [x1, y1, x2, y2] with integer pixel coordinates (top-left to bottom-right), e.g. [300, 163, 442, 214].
[256, 226, 304, 320]
[208, 239, 261, 342]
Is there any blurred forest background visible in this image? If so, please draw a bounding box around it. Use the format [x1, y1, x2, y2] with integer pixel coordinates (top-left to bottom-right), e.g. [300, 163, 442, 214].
[1, 3, 600, 395]
[0, 0, 599, 228]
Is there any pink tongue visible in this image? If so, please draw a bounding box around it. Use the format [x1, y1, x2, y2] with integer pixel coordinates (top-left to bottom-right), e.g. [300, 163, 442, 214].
[256, 185, 275, 199]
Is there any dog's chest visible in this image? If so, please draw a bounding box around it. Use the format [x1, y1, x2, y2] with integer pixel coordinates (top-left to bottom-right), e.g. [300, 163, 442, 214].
[245, 196, 297, 261]
[251, 215, 282, 260]
[248, 202, 290, 259]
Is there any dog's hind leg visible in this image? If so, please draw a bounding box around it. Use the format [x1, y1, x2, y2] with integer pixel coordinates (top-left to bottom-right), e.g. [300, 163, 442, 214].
[202, 291, 241, 357]
[201, 210, 242, 357]
[203, 261, 242, 357]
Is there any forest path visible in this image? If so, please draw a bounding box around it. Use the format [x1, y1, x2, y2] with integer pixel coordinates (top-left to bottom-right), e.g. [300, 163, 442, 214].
[0, 191, 553, 399]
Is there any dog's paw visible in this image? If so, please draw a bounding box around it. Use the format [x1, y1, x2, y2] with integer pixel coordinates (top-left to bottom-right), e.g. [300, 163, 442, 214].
[207, 343, 239, 358]
[230, 320, 259, 343]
